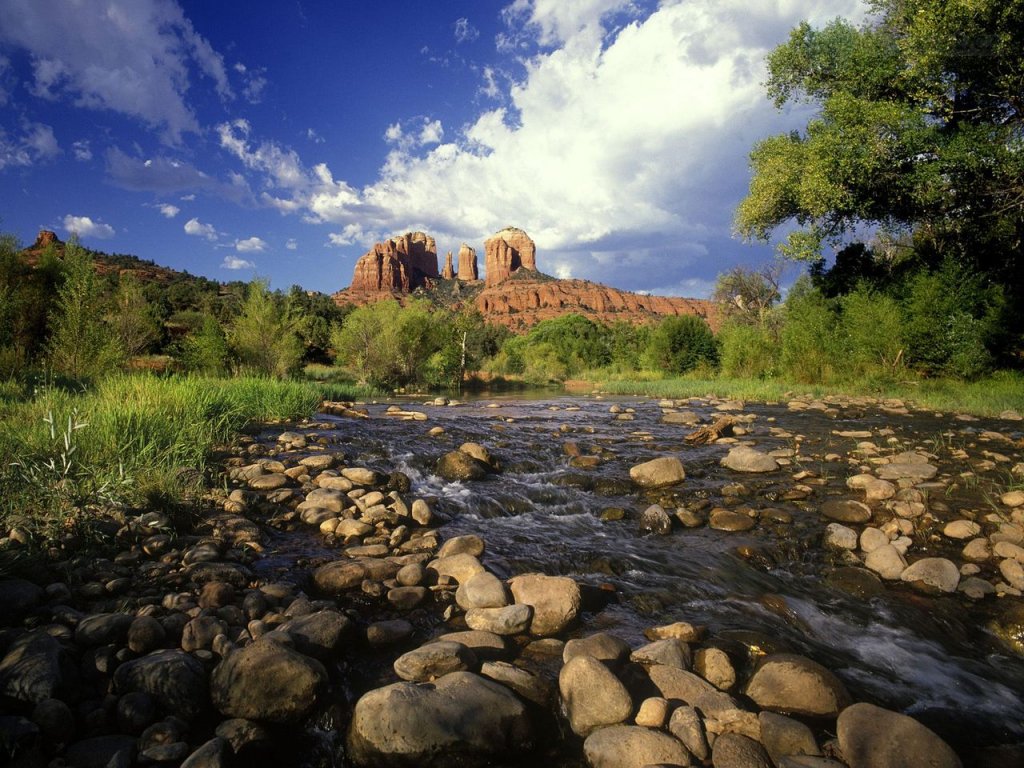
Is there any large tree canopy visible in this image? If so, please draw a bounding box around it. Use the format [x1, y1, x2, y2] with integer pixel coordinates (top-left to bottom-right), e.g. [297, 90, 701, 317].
[736, 0, 1024, 294]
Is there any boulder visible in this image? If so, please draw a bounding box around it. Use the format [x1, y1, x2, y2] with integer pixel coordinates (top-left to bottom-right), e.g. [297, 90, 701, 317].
[744, 654, 850, 718]
[900, 558, 960, 594]
[210, 638, 327, 723]
[465, 604, 533, 635]
[0, 631, 69, 704]
[582, 725, 692, 768]
[480, 661, 554, 707]
[559, 656, 634, 737]
[114, 650, 209, 721]
[629, 457, 686, 488]
[393, 642, 477, 682]
[436, 450, 491, 482]
[347, 671, 533, 766]
[820, 500, 872, 524]
[721, 446, 780, 473]
[712, 733, 772, 768]
[508, 573, 581, 636]
[563, 632, 632, 666]
[837, 702, 962, 768]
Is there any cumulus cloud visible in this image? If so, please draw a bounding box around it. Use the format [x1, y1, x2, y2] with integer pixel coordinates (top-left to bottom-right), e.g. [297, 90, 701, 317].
[285, 238, 298, 250]
[0, 0, 232, 142]
[327, 223, 382, 248]
[184, 217, 217, 240]
[72, 140, 92, 161]
[158, 204, 180, 218]
[63, 214, 115, 239]
[454, 18, 480, 43]
[0, 122, 60, 170]
[235, 236, 267, 253]
[221, 255, 254, 270]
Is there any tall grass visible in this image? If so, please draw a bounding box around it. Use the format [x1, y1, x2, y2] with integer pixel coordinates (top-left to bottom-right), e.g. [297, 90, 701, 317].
[0, 374, 373, 542]
[590, 370, 1024, 417]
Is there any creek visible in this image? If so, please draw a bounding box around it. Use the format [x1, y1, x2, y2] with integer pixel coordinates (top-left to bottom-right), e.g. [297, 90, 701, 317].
[255, 392, 1024, 760]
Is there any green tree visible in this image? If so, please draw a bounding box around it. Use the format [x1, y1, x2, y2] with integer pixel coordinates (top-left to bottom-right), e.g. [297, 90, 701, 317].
[779, 278, 846, 384]
[107, 273, 162, 358]
[711, 265, 782, 327]
[177, 316, 230, 376]
[645, 315, 718, 375]
[46, 239, 123, 380]
[736, 2, 1024, 305]
[228, 279, 303, 378]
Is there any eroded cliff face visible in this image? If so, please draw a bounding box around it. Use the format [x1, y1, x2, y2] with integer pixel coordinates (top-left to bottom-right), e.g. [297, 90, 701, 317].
[475, 277, 717, 331]
[349, 232, 439, 293]
[457, 243, 478, 281]
[484, 228, 536, 287]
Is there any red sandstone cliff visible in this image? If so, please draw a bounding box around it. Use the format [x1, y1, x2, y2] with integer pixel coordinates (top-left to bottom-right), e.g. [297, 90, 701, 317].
[484, 227, 536, 287]
[349, 232, 438, 293]
[457, 243, 478, 281]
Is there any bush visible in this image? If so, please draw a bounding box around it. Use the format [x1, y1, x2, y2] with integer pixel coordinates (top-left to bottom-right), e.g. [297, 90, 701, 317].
[228, 280, 304, 378]
[645, 315, 718, 375]
[718, 321, 779, 378]
[779, 279, 846, 383]
[839, 286, 905, 378]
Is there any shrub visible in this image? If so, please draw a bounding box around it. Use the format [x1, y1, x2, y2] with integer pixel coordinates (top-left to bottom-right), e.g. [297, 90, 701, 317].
[718, 321, 779, 378]
[779, 278, 846, 383]
[839, 286, 905, 378]
[228, 279, 304, 378]
[645, 315, 718, 375]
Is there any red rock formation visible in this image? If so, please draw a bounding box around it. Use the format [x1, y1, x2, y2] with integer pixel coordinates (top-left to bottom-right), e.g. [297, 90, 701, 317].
[348, 232, 439, 293]
[457, 243, 478, 281]
[34, 230, 60, 249]
[484, 227, 536, 286]
[442, 251, 455, 280]
[475, 277, 718, 332]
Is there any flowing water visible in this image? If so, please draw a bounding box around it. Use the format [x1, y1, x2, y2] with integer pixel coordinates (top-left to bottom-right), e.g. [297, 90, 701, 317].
[258, 393, 1024, 759]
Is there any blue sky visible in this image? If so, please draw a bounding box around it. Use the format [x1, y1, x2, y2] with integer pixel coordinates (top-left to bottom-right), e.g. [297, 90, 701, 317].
[0, 0, 865, 296]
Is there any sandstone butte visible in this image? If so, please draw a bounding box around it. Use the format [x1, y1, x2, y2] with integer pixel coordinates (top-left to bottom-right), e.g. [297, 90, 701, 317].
[332, 228, 717, 332]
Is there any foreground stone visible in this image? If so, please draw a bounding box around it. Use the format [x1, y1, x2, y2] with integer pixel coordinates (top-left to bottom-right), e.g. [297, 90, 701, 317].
[559, 655, 633, 737]
[721, 446, 780, 473]
[837, 702, 962, 768]
[347, 671, 533, 767]
[508, 573, 581, 636]
[113, 650, 209, 721]
[744, 654, 851, 717]
[583, 725, 692, 768]
[629, 457, 686, 488]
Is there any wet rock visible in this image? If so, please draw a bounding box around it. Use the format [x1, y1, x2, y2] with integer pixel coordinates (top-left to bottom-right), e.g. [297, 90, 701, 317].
[563, 632, 631, 666]
[583, 725, 692, 768]
[825, 523, 858, 550]
[347, 672, 533, 767]
[826, 567, 884, 599]
[989, 603, 1024, 656]
[759, 711, 821, 764]
[631, 638, 692, 670]
[864, 544, 908, 580]
[837, 702, 962, 768]
[32, 697, 75, 744]
[713, 732, 772, 768]
[215, 718, 272, 754]
[456, 571, 509, 610]
[459, 442, 501, 471]
[367, 619, 413, 646]
[393, 641, 478, 682]
[509, 573, 581, 636]
[341, 467, 385, 486]
[710, 509, 756, 532]
[465, 604, 533, 635]
[436, 450, 491, 482]
[629, 456, 686, 488]
[437, 534, 485, 558]
[640, 503, 673, 534]
[722, 446, 779, 473]
[280, 610, 352, 660]
[744, 654, 851, 717]
[645, 621, 704, 643]
[411, 498, 434, 525]
[820, 500, 872, 524]
[559, 655, 634, 736]
[431, 552, 485, 584]
[210, 637, 327, 723]
[0, 630, 68, 704]
[387, 586, 429, 610]
[113, 650, 209, 721]
[900, 558, 960, 594]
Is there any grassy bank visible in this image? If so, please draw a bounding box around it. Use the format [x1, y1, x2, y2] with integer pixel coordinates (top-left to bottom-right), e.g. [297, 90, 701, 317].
[584, 370, 1024, 418]
[0, 374, 374, 542]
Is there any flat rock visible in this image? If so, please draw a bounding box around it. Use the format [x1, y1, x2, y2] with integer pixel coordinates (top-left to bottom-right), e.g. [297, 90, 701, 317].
[465, 604, 533, 635]
[710, 509, 756, 532]
[722, 446, 779, 473]
[877, 462, 937, 481]
[837, 702, 962, 768]
[629, 456, 686, 488]
[435, 630, 510, 661]
[347, 672, 533, 767]
[900, 558, 960, 594]
[820, 500, 872, 524]
[743, 654, 850, 718]
[583, 725, 692, 768]
[393, 642, 477, 682]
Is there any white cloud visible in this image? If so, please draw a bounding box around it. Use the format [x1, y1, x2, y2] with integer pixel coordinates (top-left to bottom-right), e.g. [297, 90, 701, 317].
[62, 214, 115, 239]
[306, 128, 324, 144]
[480, 67, 501, 99]
[72, 139, 92, 161]
[221, 255, 254, 270]
[180, 193, 195, 201]
[327, 223, 382, 248]
[454, 17, 480, 43]
[235, 236, 267, 253]
[285, 238, 298, 250]
[0, 0, 232, 142]
[0, 122, 60, 170]
[382, 117, 444, 151]
[158, 203, 180, 218]
[184, 217, 217, 240]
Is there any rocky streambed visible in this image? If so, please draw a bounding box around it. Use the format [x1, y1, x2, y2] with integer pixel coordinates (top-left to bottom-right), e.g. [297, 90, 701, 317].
[1, 393, 1023, 768]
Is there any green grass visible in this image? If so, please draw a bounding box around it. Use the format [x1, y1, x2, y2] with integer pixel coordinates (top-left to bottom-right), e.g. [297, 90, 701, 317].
[0, 373, 376, 543]
[585, 369, 1024, 417]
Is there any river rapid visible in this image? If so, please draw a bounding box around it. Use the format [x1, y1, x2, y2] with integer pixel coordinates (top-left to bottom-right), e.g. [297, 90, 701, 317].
[251, 391, 1024, 762]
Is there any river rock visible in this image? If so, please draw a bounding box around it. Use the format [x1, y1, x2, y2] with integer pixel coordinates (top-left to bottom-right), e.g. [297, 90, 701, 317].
[393, 641, 478, 682]
[1003, 490, 1024, 508]
[864, 544, 908, 580]
[826, 567, 884, 599]
[877, 461, 938, 481]
[465, 604, 533, 635]
[437, 534, 485, 558]
[65, 735, 136, 768]
[631, 638, 692, 669]
[837, 702, 962, 768]
[436, 450, 491, 482]
[347, 671, 532, 767]
[962, 537, 992, 562]
[559, 655, 634, 736]
[583, 725, 692, 768]
[713, 732, 772, 768]
[180, 737, 227, 768]
[900, 558, 960, 593]
[722, 446, 780, 473]
[280, 610, 352, 660]
[367, 619, 413, 645]
[0, 578, 45, 622]
[75, 611, 134, 646]
[825, 523, 858, 550]
[640, 503, 673, 534]
[820, 500, 872, 524]
[669, 705, 709, 761]
[210, 637, 327, 723]
[859, 527, 890, 553]
[710, 508, 756, 532]
[648, 663, 716, 704]
[563, 632, 632, 666]
[0, 631, 68, 704]
[456, 571, 509, 610]
[459, 442, 500, 471]
[694, 647, 735, 690]
[114, 650, 209, 721]
[744, 654, 851, 717]
[435, 630, 510, 661]
[630, 456, 686, 488]
[509, 573, 581, 636]
[943, 520, 981, 540]
[1000, 558, 1024, 590]
[430, 553, 485, 584]
[341, 467, 385, 486]
[759, 711, 821, 763]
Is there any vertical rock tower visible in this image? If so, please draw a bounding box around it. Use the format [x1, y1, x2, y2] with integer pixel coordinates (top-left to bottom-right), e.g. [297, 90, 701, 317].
[457, 243, 479, 281]
[442, 251, 455, 279]
[484, 227, 536, 287]
[348, 232, 439, 293]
